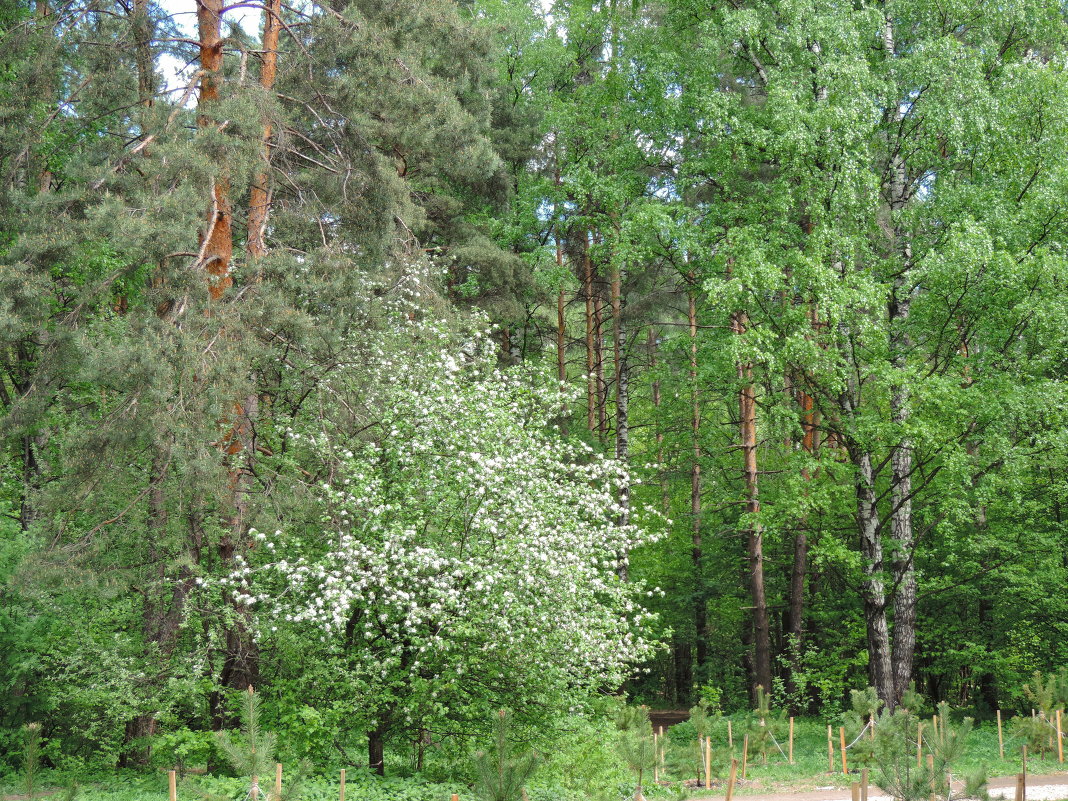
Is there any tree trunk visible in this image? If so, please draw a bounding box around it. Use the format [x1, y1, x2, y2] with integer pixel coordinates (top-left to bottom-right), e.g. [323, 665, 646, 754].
[888, 273, 916, 704]
[786, 309, 819, 708]
[853, 444, 895, 706]
[554, 148, 567, 385]
[197, 0, 232, 299]
[734, 308, 772, 699]
[688, 283, 707, 675]
[594, 291, 606, 437]
[611, 262, 629, 579]
[649, 327, 669, 512]
[584, 240, 596, 432]
[245, 0, 281, 263]
[132, 0, 155, 107]
[884, 9, 916, 701]
[557, 287, 566, 383]
[673, 636, 692, 706]
[368, 720, 388, 775]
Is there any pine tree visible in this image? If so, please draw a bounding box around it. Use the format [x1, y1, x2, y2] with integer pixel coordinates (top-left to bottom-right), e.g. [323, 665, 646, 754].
[471, 710, 540, 801]
[217, 687, 277, 801]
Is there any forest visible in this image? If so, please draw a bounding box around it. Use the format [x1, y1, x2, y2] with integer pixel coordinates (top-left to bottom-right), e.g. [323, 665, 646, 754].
[1, 0, 1068, 798]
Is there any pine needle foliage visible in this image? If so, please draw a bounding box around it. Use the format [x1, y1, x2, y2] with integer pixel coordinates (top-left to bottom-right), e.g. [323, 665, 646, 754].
[217, 687, 277, 800]
[23, 722, 42, 801]
[613, 705, 659, 799]
[686, 702, 711, 739]
[471, 709, 540, 801]
[843, 686, 884, 765]
[745, 686, 786, 764]
[870, 700, 989, 801]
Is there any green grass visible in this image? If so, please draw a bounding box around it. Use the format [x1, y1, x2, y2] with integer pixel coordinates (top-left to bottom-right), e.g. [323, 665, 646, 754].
[1, 717, 1064, 801]
[671, 715, 1067, 796]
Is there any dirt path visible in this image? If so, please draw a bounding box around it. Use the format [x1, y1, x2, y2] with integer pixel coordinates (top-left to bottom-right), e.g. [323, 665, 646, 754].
[691, 772, 1068, 801]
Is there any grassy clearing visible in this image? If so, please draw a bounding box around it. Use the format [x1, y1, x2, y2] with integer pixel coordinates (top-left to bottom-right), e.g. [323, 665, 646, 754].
[676, 716, 1067, 796]
[1, 717, 1064, 801]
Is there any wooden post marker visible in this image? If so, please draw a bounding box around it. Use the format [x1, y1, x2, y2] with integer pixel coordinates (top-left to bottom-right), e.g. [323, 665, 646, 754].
[274, 763, 282, 801]
[451, 794, 459, 801]
[704, 736, 711, 789]
[1014, 772, 1025, 801]
[340, 769, 346, 801]
[653, 732, 659, 783]
[659, 727, 665, 773]
[1057, 708, 1063, 763]
[741, 734, 749, 780]
[728, 719, 733, 749]
[840, 726, 848, 775]
[168, 770, 177, 801]
[869, 715, 875, 741]
[861, 768, 869, 801]
[998, 710, 1005, 759]
[850, 782, 860, 801]
[1022, 744, 1028, 777]
[725, 759, 738, 801]
[789, 716, 794, 763]
[827, 724, 834, 772]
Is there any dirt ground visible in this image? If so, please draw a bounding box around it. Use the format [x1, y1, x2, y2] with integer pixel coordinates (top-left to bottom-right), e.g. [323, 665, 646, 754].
[688, 772, 1068, 801]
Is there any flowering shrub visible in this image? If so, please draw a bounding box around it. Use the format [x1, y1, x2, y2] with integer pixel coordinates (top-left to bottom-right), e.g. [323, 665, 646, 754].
[222, 271, 663, 745]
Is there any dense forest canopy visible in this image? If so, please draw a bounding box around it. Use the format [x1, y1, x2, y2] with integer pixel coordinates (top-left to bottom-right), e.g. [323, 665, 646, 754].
[1, 0, 1067, 780]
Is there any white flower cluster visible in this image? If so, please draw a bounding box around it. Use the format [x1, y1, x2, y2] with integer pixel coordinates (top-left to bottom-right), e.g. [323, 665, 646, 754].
[233, 290, 664, 721]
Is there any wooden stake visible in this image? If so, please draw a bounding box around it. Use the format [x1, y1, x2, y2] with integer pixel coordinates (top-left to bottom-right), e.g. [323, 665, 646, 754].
[869, 714, 875, 741]
[789, 716, 794, 764]
[840, 726, 848, 775]
[1057, 709, 1063, 763]
[698, 738, 705, 786]
[168, 770, 176, 801]
[451, 795, 459, 801]
[704, 736, 711, 789]
[1014, 772, 1025, 801]
[998, 710, 1005, 759]
[932, 714, 938, 739]
[728, 719, 733, 749]
[1022, 744, 1028, 776]
[926, 754, 935, 801]
[761, 717, 767, 765]
[653, 733, 659, 783]
[850, 782, 860, 801]
[725, 759, 738, 801]
[827, 724, 834, 773]
[917, 721, 924, 768]
[340, 770, 346, 801]
[742, 734, 749, 780]
[861, 768, 869, 801]
[274, 763, 282, 801]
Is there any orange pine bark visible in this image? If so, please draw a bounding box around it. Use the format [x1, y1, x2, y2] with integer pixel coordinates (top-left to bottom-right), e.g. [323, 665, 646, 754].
[197, 0, 232, 299]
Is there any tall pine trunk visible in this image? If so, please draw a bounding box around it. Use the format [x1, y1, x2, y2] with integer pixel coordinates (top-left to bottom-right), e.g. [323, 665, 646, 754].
[196, 0, 260, 725]
[196, 0, 233, 299]
[246, 0, 280, 262]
